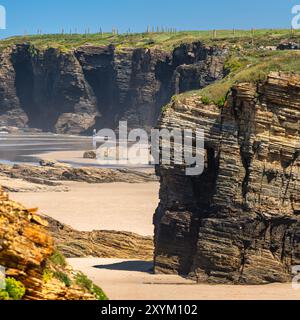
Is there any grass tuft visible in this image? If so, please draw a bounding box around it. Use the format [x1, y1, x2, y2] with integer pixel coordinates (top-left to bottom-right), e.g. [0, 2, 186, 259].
[75, 272, 108, 301]
[49, 251, 67, 267]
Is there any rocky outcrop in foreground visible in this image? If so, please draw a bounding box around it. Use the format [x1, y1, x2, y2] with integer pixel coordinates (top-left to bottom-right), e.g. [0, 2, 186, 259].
[154, 72, 300, 284]
[44, 215, 153, 260]
[0, 43, 227, 133]
[0, 163, 157, 186]
[0, 187, 105, 299]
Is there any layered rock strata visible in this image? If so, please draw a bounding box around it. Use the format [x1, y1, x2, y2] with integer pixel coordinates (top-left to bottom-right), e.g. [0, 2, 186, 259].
[0, 43, 227, 133]
[44, 215, 154, 260]
[154, 72, 300, 284]
[0, 163, 157, 185]
[0, 187, 98, 299]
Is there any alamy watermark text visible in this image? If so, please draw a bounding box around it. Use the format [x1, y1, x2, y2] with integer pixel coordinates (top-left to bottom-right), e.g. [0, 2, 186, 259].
[93, 121, 205, 176]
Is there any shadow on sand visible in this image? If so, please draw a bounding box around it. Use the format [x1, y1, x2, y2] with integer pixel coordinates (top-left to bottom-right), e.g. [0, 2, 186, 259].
[93, 261, 153, 273]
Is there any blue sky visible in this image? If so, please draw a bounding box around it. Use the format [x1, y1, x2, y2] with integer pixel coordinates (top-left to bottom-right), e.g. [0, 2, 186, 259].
[0, 0, 298, 38]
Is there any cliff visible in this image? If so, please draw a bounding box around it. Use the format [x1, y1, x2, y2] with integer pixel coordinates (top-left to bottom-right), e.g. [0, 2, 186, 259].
[2, 30, 300, 134]
[0, 187, 106, 300]
[0, 42, 227, 133]
[154, 72, 300, 284]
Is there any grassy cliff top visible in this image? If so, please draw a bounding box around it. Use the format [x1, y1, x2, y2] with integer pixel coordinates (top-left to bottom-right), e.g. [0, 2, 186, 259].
[2, 29, 300, 107]
[1, 29, 300, 52]
[174, 49, 300, 106]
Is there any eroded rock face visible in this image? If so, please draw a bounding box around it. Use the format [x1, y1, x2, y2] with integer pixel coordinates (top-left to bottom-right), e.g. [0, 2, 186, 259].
[0, 42, 227, 133]
[0, 187, 97, 300]
[44, 215, 154, 260]
[154, 72, 300, 284]
[10, 44, 98, 133]
[0, 187, 54, 299]
[0, 48, 28, 127]
[0, 163, 157, 184]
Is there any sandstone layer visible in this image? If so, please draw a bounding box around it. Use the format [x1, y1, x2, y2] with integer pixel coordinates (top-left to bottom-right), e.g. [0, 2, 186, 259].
[0, 163, 157, 185]
[0, 187, 101, 299]
[44, 215, 153, 260]
[154, 72, 300, 284]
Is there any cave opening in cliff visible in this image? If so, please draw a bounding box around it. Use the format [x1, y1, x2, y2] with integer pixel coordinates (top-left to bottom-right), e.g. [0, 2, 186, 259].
[77, 52, 120, 129]
[154, 58, 175, 123]
[88, 69, 121, 128]
[12, 50, 39, 128]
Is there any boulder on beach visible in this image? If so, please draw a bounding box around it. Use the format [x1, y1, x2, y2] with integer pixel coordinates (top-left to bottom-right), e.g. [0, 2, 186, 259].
[39, 159, 58, 167]
[39, 159, 70, 168]
[83, 150, 97, 159]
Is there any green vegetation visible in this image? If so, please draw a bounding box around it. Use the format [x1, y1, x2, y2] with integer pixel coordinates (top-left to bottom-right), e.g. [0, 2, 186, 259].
[1, 29, 300, 53]
[43, 250, 108, 300]
[0, 290, 10, 300]
[1, 29, 299, 112]
[53, 271, 72, 287]
[44, 251, 71, 287]
[2, 29, 297, 108]
[216, 96, 227, 107]
[180, 50, 300, 105]
[161, 104, 171, 114]
[42, 269, 53, 283]
[28, 44, 39, 57]
[1, 29, 300, 107]
[49, 250, 67, 267]
[0, 278, 26, 300]
[201, 96, 211, 105]
[224, 56, 243, 74]
[75, 272, 108, 301]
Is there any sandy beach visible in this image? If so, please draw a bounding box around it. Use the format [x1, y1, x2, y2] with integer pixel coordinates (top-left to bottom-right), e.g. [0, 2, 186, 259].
[9, 177, 300, 300]
[35, 150, 105, 167]
[68, 258, 300, 300]
[11, 181, 159, 236]
[1, 141, 298, 301]
[34, 150, 155, 172]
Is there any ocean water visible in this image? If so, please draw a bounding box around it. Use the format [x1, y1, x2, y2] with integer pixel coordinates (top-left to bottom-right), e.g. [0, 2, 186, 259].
[0, 133, 93, 164]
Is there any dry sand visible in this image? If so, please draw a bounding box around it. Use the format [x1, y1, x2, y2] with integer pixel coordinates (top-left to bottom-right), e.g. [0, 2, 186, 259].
[68, 258, 300, 300]
[10, 181, 159, 236]
[8, 176, 300, 300]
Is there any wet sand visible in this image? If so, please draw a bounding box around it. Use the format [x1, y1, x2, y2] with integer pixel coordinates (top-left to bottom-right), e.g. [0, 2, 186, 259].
[34, 149, 155, 172]
[0, 133, 92, 164]
[68, 258, 300, 300]
[11, 181, 159, 236]
[35, 150, 101, 167]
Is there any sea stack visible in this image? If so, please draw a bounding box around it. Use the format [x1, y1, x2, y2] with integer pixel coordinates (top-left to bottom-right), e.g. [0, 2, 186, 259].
[154, 72, 300, 284]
